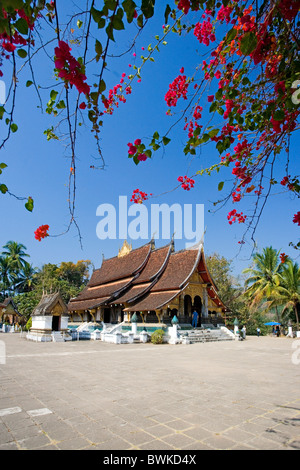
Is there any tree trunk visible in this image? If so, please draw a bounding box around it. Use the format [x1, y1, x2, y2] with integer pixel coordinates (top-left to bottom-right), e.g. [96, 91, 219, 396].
[295, 304, 300, 332]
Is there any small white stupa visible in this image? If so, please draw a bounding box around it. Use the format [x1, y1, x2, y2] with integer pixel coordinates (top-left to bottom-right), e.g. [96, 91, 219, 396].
[27, 292, 71, 342]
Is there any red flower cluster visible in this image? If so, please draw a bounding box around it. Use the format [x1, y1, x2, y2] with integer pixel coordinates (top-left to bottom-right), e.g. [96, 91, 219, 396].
[177, 0, 192, 14]
[130, 189, 151, 204]
[165, 71, 189, 107]
[280, 253, 288, 263]
[280, 175, 296, 191]
[216, 5, 233, 24]
[227, 209, 247, 225]
[232, 187, 242, 202]
[103, 74, 132, 114]
[278, 0, 300, 21]
[127, 139, 148, 162]
[34, 225, 49, 241]
[177, 175, 195, 190]
[293, 212, 300, 226]
[194, 17, 215, 46]
[54, 41, 90, 95]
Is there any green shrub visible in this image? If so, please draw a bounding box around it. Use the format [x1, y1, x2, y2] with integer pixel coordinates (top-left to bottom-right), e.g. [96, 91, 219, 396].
[151, 329, 165, 344]
[25, 317, 32, 331]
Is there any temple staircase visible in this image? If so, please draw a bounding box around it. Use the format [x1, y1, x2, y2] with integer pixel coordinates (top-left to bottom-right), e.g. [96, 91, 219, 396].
[179, 326, 235, 344]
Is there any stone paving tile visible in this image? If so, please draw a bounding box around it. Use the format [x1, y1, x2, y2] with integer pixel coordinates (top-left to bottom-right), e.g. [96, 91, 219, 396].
[15, 433, 53, 450]
[202, 435, 237, 450]
[1, 334, 300, 451]
[160, 432, 198, 449]
[56, 437, 92, 450]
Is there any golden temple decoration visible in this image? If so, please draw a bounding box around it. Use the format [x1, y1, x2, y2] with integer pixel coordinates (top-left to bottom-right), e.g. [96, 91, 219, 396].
[118, 240, 132, 258]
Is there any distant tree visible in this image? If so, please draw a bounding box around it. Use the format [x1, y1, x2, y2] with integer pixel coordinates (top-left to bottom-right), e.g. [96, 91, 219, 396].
[56, 260, 91, 288]
[14, 260, 91, 319]
[1, 241, 29, 272]
[267, 260, 300, 330]
[206, 252, 243, 322]
[13, 262, 38, 293]
[242, 246, 285, 322]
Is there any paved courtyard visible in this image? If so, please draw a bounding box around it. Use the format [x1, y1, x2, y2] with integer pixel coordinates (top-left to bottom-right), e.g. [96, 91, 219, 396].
[0, 333, 299, 450]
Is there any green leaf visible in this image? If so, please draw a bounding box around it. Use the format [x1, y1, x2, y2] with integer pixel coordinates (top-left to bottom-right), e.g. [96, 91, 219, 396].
[50, 89, 58, 101]
[240, 31, 257, 56]
[112, 16, 125, 30]
[25, 197, 34, 212]
[218, 181, 224, 191]
[106, 23, 115, 41]
[0, 184, 8, 194]
[216, 141, 224, 154]
[137, 13, 143, 28]
[164, 4, 171, 23]
[226, 28, 237, 43]
[208, 128, 219, 138]
[162, 136, 171, 146]
[273, 110, 285, 121]
[91, 6, 103, 23]
[26, 80, 33, 87]
[122, 0, 137, 23]
[14, 18, 28, 35]
[17, 49, 27, 58]
[95, 39, 103, 57]
[10, 123, 18, 133]
[141, 0, 155, 18]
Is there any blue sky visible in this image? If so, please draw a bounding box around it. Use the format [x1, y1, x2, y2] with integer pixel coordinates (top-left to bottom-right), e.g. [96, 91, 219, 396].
[0, 1, 299, 280]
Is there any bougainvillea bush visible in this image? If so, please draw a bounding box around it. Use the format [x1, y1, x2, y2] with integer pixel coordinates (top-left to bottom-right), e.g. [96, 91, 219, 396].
[0, 0, 299, 247]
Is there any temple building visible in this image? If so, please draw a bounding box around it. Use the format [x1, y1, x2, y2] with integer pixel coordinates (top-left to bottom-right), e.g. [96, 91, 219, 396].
[27, 292, 70, 342]
[68, 239, 228, 327]
[0, 298, 24, 326]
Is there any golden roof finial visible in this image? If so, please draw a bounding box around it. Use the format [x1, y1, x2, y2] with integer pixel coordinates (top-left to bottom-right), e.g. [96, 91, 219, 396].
[118, 240, 132, 258]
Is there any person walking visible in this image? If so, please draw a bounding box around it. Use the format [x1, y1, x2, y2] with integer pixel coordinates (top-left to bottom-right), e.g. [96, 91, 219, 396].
[192, 310, 198, 328]
[242, 325, 246, 339]
[256, 327, 261, 337]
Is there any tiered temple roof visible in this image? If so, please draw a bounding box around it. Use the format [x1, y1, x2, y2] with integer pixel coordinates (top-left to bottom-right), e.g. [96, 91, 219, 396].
[68, 239, 226, 314]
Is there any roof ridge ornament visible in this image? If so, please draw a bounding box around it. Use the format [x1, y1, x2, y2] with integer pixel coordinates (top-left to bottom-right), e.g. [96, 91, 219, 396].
[118, 240, 133, 258]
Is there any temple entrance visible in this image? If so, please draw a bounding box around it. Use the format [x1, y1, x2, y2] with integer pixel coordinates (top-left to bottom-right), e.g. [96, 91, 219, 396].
[184, 295, 192, 316]
[193, 296, 202, 327]
[52, 315, 60, 331]
[104, 308, 111, 323]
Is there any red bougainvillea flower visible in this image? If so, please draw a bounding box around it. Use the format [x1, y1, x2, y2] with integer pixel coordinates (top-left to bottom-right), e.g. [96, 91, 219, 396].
[127, 139, 149, 162]
[34, 225, 50, 241]
[165, 73, 189, 107]
[227, 209, 247, 225]
[280, 253, 288, 263]
[177, 175, 195, 190]
[130, 189, 152, 204]
[293, 212, 300, 226]
[54, 41, 90, 95]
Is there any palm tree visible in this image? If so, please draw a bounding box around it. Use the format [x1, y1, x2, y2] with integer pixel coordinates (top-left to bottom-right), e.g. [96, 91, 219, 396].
[2, 241, 29, 272]
[243, 246, 285, 321]
[0, 256, 12, 296]
[268, 260, 300, 331]
[13, 262, 38, 293]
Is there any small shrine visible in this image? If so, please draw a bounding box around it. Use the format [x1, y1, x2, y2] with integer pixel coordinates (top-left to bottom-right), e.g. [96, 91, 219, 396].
[0, 298, 24, 326]
[27, 292, 70, 342]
